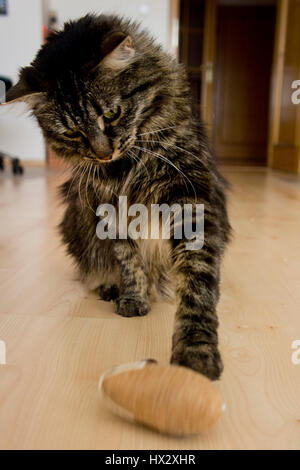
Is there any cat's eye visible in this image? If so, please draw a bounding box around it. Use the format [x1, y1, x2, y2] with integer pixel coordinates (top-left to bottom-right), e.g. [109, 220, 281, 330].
[63, 129, 86, 140]
[103, 106, 121, 123]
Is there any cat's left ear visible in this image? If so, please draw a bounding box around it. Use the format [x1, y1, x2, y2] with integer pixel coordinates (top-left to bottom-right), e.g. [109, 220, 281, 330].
[100, 34, 135, 70]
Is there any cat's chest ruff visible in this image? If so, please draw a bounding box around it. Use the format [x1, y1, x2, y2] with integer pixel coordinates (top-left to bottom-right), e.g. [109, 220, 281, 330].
[94, 188, 172, 267]
[94, 178, 173, 266]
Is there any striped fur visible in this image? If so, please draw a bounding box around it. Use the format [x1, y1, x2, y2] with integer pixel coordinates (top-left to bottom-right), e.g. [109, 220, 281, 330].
[7, 14, 231, 380]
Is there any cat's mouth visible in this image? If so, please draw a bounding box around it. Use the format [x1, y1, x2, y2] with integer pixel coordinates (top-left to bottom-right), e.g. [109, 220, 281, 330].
[97, 153, 113, 161]
[84, 152, 114, 163]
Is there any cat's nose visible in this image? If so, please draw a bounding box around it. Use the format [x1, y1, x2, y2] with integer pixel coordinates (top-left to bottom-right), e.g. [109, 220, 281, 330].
[89, 132, 113, 160]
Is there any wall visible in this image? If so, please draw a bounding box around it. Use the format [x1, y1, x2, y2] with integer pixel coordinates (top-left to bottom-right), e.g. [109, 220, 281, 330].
[0, 0, 171, 162]
[0, 0, 45, 161]
[49, 0, 170, 50]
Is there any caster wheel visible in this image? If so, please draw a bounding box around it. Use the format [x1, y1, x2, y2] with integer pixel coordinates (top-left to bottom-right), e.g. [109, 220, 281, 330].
[12, 159, 23, 175]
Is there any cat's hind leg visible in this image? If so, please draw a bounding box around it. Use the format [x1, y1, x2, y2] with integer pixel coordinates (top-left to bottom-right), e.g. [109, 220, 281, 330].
[98, 283, 119, 301]
[83, 270, 120, 302]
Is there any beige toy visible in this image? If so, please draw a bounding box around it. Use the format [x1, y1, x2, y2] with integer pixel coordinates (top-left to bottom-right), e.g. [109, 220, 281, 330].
[99, 359, 225, 436]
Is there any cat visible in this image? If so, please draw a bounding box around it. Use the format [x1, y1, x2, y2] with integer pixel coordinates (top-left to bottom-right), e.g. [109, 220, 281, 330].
[5, 14, 231, 380]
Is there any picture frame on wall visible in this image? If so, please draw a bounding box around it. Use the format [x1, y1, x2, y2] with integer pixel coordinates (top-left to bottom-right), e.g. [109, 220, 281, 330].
[0, 0, 7, 15]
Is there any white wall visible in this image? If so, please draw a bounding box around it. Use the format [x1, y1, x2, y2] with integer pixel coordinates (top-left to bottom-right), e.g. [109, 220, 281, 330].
[0, 0, 45, 161]
[0, 0, 171, 162]
[49, 0, 170, 50]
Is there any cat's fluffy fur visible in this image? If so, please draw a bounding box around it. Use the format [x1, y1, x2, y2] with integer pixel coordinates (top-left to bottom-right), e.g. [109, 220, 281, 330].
[6, 14, 231, 380]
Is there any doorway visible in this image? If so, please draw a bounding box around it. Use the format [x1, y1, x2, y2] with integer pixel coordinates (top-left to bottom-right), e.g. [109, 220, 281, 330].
[178, 0, 277, 165]
[214, 3, 276, 164]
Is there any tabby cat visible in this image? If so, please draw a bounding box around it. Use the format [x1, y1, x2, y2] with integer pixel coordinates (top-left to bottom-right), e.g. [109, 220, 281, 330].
[6, 14, 231, 380]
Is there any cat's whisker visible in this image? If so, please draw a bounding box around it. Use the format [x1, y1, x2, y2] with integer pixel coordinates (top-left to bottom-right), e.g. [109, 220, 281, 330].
[92, 165, 97, 198]
[136, 139, 204, 166]
[128, 151, 140, 169]
[132, 145, 197, 200]
[96, 166, 100, 195]
[133, 146, 189, 194]
[93, 165, 100, 200]
[77, 163, 89, 210]
[136, 126, 177, 137]
[66, 161, 84, 199]
[85, 162, 95, 213]
[128, 149, 150, 178]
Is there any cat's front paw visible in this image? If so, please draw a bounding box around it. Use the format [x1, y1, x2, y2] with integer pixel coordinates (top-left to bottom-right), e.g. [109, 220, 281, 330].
[99, 283, 119, 301]
[171, 340, 223, 381]
[115, 295, 150, 317]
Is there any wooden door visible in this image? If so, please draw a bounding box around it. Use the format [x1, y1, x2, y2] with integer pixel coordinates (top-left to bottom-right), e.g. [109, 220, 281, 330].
[201, 0, 217, 133]
[179, 0, 206, 116]
[178, 0, 218, 132]
[269, 0, 300, 173]
[213, 5, 276, 165]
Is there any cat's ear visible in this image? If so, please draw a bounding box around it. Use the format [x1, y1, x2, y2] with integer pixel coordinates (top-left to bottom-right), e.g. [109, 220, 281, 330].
[1, 70, 45, 108]
[100, 34, 135, 70]
[2, 83, 44, 108]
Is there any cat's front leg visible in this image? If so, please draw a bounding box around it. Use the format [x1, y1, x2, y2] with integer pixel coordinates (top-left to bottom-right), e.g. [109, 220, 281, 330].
[170, 237, 224, 380]
[113, 240, 150, 317]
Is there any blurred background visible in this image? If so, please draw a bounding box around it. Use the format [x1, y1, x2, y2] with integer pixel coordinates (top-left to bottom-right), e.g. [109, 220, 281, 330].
[0, 0, 299, 173]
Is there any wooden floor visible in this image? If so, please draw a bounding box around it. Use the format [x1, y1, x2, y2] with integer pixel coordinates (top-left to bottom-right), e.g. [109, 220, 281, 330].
[0, 165, 300, 450]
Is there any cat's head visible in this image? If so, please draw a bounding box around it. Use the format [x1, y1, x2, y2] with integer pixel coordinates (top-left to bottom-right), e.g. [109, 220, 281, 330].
[4, 14, 177, 166]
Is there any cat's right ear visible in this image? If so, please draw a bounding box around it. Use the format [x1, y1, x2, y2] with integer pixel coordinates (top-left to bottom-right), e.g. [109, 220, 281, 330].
[1, 70, 44, 108]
